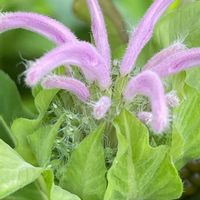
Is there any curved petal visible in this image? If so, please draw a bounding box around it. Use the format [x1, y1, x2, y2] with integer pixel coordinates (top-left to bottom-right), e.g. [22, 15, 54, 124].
[123, 70, 168, 133]
[143, 42, 186, 70]
[87, 0, 111, 68]
[25, 41, 111, 89]
[120, 0, 175, 76]
[41, 75, 90, 102]
[147, 48, 200, 77]
[93, 96, 111, 120]
[0, 12, 77, 45]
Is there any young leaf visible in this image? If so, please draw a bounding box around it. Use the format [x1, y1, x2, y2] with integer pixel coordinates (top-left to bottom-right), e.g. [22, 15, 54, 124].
[11, 89, 59, 164]
[40, 169, 81, 200]
[0, 139, 43, 199]
[113, 0, 152, 25]
[104, 110, 182, 200]
[173, 85, 200, 168]
[60, 124, 107, 200]
[28, 116, 64, 167]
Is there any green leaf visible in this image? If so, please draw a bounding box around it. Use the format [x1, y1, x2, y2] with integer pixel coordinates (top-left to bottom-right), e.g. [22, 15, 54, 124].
[185, 68, 200, 92]
[60, 124, 107, 200]
[34, 89, 59, 116]
[52, 186, 81, 200]
[104, 110, 182, 200]
[2, 183, 48, 200]
[173, 85, 200, 168]
[11, 89, 59, 164]
[0, 116, 15, 147]
[0, 139, 43, 199]
[0, 70, 30, 125]
[39, 169, 81, 200]
[28, 116, 64, 167]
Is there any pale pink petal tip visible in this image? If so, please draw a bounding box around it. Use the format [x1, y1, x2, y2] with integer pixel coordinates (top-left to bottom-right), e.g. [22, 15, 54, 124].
[166, 91, 180, 108]
[123, 70, 169, 133]
[41, 75, 90, 102]
[120, 0, 175, 76]
[137, 112, 152, 126]
[144, 42, 187, 70]
[87, 0, 111, 68]
[149, 48, 200, 77]
[93, 96, 112, 120]
[0, 12, 77, 45]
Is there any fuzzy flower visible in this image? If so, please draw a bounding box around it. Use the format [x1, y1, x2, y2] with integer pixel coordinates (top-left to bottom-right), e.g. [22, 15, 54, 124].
[124, 70, 169, 133]
[2, 0, 200, 133]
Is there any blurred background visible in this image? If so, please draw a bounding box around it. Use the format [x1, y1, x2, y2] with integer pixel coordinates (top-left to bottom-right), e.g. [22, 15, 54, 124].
[1, 0, 200, 199]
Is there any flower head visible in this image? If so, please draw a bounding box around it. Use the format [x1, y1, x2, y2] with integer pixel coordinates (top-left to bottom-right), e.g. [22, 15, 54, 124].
[3, 0, 200, 133]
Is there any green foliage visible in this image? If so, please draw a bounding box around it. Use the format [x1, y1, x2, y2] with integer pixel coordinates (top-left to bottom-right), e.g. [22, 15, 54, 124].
[11, 89, 58, 164]
[60, 124, 107, 200]
[52, 185, 81, 200]
[0, 139, 43, 199]
[0, 116, 15, 148]
[2, 1, 200, 200]
[28, 116, 64, 167]
[172, 86, 200, 168]
[104, 110, 182, 200]
[113, 0, 152, 25]
[3, 183, 48, 200]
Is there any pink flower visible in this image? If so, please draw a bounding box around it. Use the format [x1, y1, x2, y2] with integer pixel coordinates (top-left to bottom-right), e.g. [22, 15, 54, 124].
[124, 71, 169, 133]
[3, 0, 200, 132]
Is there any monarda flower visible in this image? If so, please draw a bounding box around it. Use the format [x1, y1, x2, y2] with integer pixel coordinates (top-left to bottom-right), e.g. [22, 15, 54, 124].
[2, 0, 200, 134]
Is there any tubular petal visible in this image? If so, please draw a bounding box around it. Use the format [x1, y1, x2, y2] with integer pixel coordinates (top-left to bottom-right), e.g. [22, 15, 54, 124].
[25, 42, 111, 89]
[124, 70, 168, 133]
[147, 48, 200, 77]
[41, 75, 90, 101]
[0, 12, 77, 45]
[93, 96, 112, 120]
[87, 0, 111, 68]
[120, 0, 175, 76]
[143, 42, 186, 70]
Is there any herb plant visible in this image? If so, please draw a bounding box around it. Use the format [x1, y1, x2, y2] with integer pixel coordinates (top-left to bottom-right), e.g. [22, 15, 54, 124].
[1, 0, 200, 199]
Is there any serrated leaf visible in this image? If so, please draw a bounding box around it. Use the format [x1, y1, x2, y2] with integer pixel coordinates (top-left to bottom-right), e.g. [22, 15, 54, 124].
[60, 124, 107, 200]
[28, 116, 64, 167]
[173, 85, 200, 168]
[104, 110, 182, 200]
[0, 139, 43, 199]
